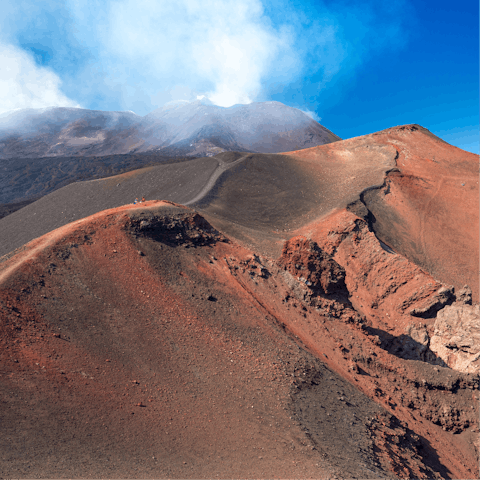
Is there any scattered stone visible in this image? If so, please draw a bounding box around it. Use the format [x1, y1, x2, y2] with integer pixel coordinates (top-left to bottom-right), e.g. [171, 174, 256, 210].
[279, 236, 346, 295]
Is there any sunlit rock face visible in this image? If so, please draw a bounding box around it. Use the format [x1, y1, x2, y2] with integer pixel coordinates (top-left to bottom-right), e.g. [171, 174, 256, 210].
[430, 301, 480, 373]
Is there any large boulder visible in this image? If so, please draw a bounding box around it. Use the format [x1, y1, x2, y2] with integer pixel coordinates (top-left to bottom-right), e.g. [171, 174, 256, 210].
[430, 303, 480, 373]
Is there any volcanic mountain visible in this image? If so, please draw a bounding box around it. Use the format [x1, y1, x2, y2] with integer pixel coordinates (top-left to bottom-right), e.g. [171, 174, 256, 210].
[0, 124, 478, 478]
[0, 100, 340, 160]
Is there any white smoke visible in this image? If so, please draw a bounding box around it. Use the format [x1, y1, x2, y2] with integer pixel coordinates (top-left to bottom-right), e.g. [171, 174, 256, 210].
[0, 0, 411, 116]
[301, 109, 322, 122]
[0, 42, 81, 114]
[87, 0, 295, 108]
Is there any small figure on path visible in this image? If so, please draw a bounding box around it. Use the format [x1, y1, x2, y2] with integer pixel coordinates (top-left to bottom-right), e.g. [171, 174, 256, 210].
[141, 196, 145, 203]
[134, 198, 138, 204]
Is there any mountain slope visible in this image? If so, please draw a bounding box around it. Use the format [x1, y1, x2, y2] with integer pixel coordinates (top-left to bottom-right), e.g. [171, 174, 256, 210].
[1, 124, 477, 303]
[284, 124, 479, 301]
[0, 138, 396, 259]
[0, 107, 141, 158]
[144, 100, 340, 155]
[0, 101, 340, 160]
[0, 199, 478, 478]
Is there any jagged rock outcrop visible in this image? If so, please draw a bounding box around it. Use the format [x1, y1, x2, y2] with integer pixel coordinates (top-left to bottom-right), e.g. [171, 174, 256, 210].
[386, 323, 446, 365]
[430, 303, 480, 373]
[127, 207, 226, 247]
[407, 285, 455, 318]
[456, 285, 473, 305]
[278, 236, 346, 295]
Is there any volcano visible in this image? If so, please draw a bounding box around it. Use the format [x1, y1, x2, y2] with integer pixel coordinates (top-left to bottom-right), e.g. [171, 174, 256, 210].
[0, 100, 340, 159]
[0, 124, 478, 478]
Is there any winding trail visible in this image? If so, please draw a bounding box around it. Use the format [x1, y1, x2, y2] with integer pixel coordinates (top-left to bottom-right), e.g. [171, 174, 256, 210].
[185, 154, 250, 205]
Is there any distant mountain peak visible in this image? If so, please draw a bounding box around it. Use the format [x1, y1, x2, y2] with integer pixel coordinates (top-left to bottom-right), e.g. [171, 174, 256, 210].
[0, 100, 341, 159]
[195, 96, 215, 106]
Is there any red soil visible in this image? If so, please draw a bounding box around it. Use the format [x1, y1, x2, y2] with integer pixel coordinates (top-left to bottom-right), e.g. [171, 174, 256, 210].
[287, 125, 479, 301]
[1, 200, 478, 478]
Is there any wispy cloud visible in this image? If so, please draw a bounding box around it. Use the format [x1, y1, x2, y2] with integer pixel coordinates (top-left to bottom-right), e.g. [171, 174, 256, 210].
[0, 0, 412, 116]
[74, 0, 296, 108]
[301, 109, 322, 122]
[0, 42, 81, 114]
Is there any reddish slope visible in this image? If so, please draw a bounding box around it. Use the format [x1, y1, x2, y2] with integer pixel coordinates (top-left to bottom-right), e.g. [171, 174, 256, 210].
[0, 202, 378, 478]
[286, 125, 479, 300]
[1, 201, 478, 478]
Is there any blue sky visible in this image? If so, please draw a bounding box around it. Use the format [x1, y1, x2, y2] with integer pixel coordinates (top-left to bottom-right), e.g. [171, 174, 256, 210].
[1, 0, 478, 153]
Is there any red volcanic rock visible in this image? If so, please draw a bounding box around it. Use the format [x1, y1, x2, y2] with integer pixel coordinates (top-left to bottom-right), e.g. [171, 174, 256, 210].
[286, 125, 479, 301]
[301, 209, 453, 335]
[407, 285, 455, 318]
[279, 236, 346, 294]
[363, 126, 478, 301]
[0, 202, 374, 478]
[3, 202, 478, 478]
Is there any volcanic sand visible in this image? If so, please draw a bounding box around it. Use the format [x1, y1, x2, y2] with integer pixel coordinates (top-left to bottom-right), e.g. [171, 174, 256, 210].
[0, 142, 396, 260]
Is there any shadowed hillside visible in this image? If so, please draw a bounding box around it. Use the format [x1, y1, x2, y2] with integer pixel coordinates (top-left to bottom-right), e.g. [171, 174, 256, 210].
[0, 153, 198, 219]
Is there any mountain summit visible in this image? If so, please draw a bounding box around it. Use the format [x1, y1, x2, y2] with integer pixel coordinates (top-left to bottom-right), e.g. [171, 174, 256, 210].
[0, 101, 340, 159]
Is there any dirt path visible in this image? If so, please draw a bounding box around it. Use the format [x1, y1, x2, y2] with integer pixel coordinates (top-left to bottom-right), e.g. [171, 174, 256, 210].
[185, 154, 249, 205]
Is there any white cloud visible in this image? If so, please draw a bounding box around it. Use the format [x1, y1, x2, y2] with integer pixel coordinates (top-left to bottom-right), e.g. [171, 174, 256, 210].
[68, 0, 297, 109]
[0, 42, 80, 114]
[0, 0, 411, 116]
[301, 109, 322, 122]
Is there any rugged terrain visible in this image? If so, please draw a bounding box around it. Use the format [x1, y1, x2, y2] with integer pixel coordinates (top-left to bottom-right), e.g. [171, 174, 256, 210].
[0, 124, 478, 478]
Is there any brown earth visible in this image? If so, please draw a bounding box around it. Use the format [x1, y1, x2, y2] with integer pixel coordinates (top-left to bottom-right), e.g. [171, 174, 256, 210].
[0, 124, 478, 478]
